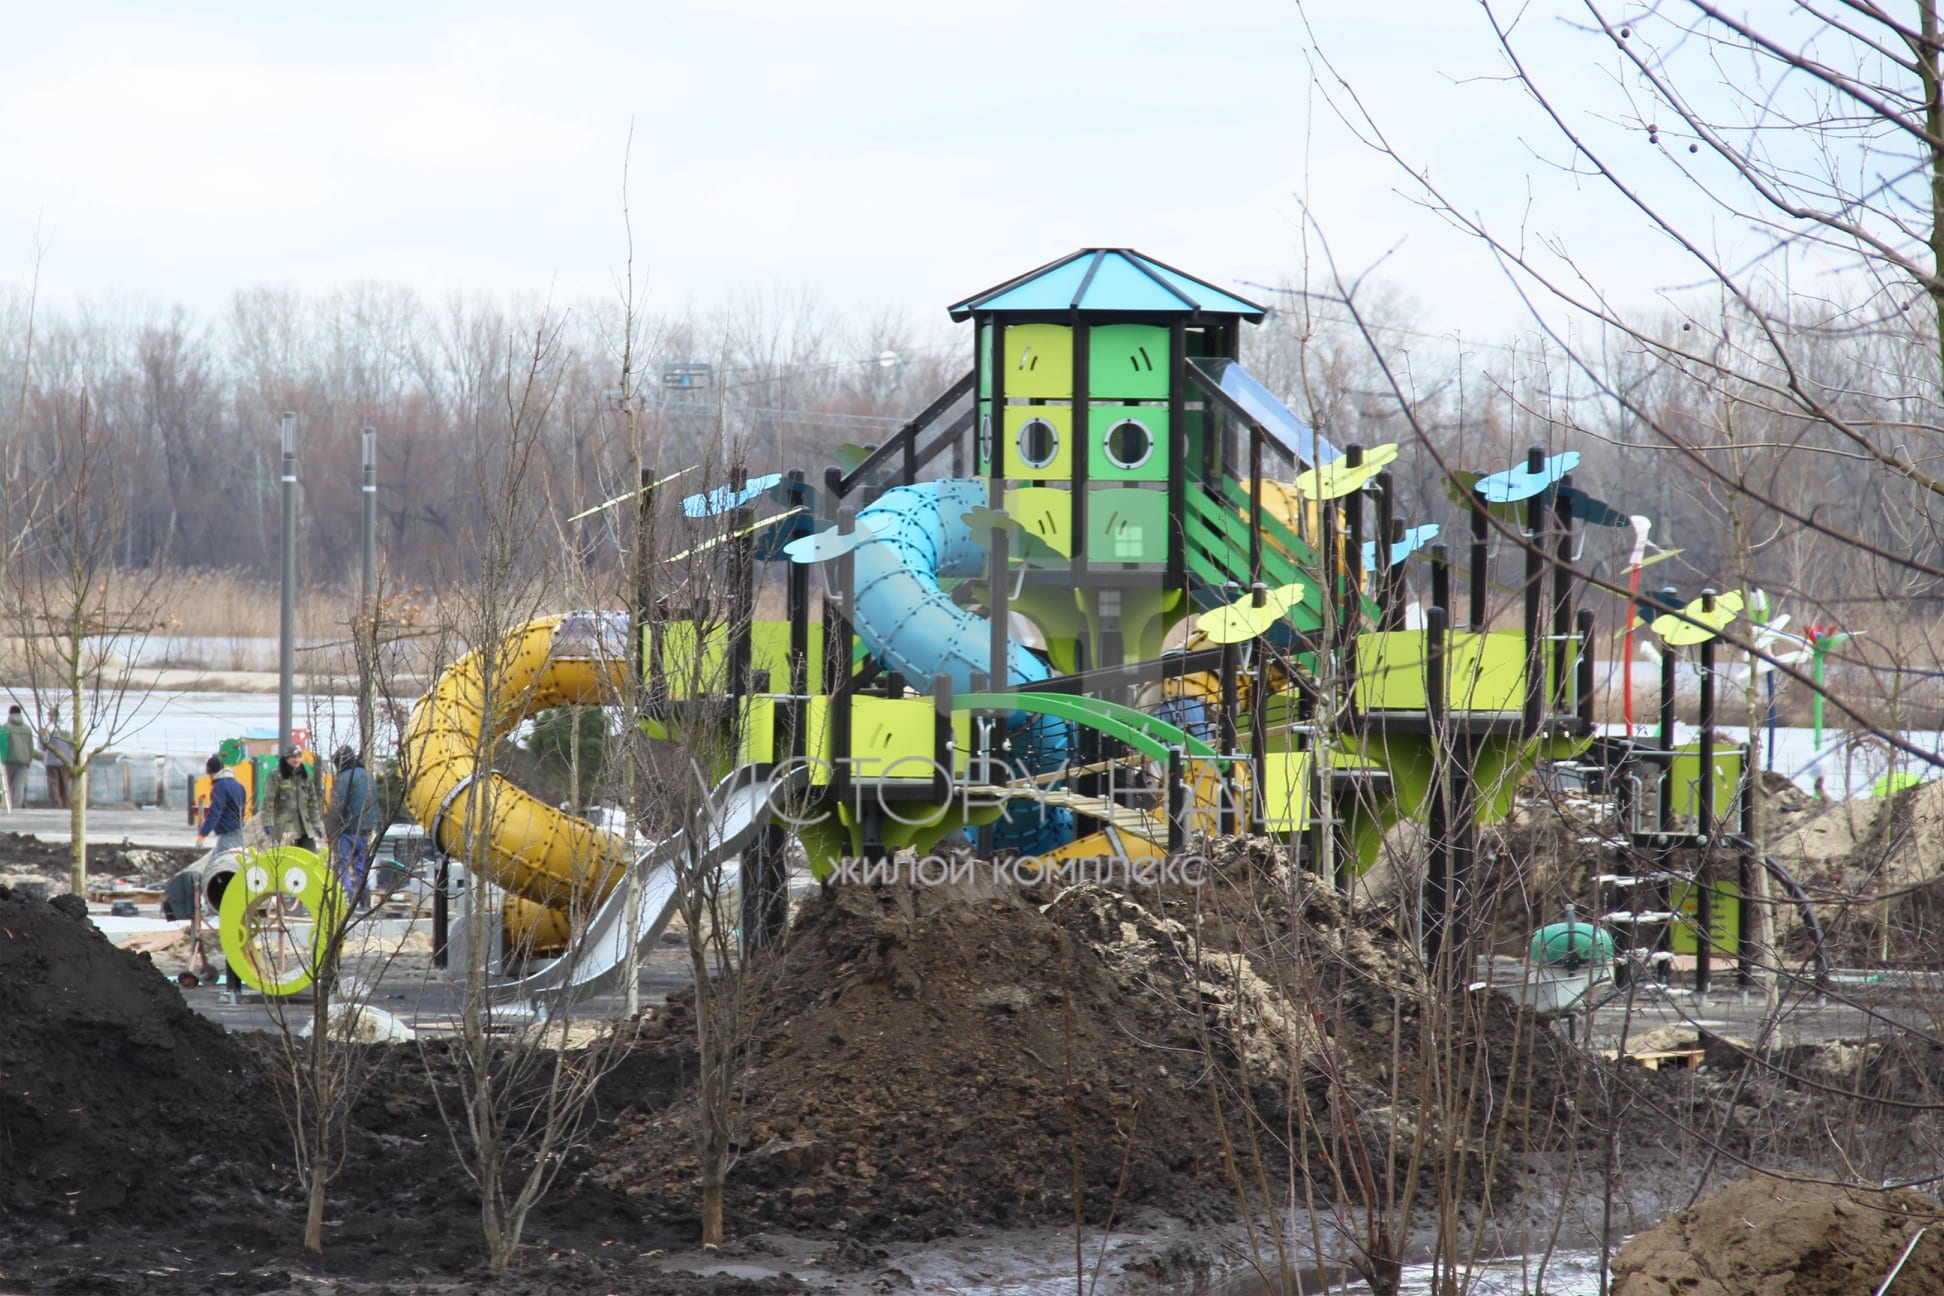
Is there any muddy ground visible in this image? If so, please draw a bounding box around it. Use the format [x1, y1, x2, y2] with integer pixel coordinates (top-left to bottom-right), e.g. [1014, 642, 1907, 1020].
[2, 820, 1941, 1294]
[0, 829, 199, 892]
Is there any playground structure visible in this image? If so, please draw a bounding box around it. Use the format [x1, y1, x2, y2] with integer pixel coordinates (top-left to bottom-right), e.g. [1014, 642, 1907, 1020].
[206, 247, 1814, 1009]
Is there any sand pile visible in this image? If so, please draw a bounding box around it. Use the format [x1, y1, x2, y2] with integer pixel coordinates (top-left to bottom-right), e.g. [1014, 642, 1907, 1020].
[0, 884, 284, 1227]
[1612, 1175, 1944, 1295]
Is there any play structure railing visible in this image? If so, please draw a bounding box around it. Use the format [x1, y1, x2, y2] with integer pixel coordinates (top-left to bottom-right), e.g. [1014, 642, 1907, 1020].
[826, 370, 975, 500]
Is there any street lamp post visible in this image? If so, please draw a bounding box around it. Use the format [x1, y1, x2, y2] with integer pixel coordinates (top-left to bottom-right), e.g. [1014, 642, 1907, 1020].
[278, 412, 298, 754]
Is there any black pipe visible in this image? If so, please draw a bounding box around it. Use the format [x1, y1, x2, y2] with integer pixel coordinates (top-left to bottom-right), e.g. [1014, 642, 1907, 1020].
[1696, 589, 1717, 997]
[1468, 487, 1488, 630]
[1552, 473, 1574, 709]
[1521, 445, 1546, 736]
[1425, 605, 1450, 961]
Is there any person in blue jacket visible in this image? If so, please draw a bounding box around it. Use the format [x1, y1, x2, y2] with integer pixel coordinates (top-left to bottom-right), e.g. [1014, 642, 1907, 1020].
[198, 755, 248, 852]
[326, 746, 381, 907]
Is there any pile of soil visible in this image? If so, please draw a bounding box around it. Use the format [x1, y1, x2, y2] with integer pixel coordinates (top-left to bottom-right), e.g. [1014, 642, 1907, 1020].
[0, 884, 285, 1228]
[1611, 1174, 1944, 1295]
[591, 843, 1573, 1240]
[594, 880, 1237, 1238]
[0, 829, 198, 887]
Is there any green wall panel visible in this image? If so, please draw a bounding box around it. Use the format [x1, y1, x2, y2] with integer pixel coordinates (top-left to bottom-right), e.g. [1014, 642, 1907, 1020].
[1087, 405, 1170, 481]
[1089, 323, 1170, 399]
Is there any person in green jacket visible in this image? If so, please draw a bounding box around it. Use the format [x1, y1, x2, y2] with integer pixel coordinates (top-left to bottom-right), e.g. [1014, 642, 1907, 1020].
[264, 748, 326, 849]
[3, 705, 36, 808]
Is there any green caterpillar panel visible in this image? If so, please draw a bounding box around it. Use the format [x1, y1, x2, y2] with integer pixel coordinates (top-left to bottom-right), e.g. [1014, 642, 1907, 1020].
[1089, 323, 1170, 399]
[1003, 324, 1073, 399]
[1003, 404, 1075, 482]
[1087, 485, 1168, 563]
[1087, 405, 1169, 482]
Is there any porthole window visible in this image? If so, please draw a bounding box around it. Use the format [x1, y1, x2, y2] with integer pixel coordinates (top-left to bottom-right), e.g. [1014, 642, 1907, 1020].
[1103, 418, 1154, 471]
[1016, 417, 1059, 469]
[978, 413, 993, 468]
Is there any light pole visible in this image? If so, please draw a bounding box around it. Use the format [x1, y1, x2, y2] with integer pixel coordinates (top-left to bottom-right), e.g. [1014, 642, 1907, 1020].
[278, 412, 298, 754]
[360, 427, 377, 766]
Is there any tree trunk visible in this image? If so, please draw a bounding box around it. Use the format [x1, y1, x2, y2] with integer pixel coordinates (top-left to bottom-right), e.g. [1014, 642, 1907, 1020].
[304, 1167, 326, 1252]
[68, 768, 86, 896]
[701, 1163, 725, 1247]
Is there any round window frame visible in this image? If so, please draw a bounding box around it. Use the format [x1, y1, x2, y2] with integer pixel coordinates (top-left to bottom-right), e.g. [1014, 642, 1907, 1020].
[1102, 417, 1156, 472]
[1015, 417, 1060, 470]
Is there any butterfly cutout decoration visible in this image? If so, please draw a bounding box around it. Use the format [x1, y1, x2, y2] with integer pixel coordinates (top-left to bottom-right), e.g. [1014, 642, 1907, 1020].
[1361, 524, 1440, 570]
[1651, 590, 1744, 646]
[1476, 451, 1580, 503]
[681, 472, 785, 518]
[1558, 485, 1626, 527]
[1197, 582, 1309, 645]
[1293, 443, 1399, 501]
[783, 514, 887, 564]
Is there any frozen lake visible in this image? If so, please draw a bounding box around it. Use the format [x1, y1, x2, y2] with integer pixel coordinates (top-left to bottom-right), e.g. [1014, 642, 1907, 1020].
[0, 688, 377, 760]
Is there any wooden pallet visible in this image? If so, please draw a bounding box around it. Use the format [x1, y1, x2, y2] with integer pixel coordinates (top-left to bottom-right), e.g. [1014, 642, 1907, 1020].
[1625, 1047, 1706, 1071]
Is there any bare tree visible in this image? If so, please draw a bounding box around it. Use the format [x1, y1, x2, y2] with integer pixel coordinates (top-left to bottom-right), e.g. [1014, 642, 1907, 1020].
[5, 385, 170, 891]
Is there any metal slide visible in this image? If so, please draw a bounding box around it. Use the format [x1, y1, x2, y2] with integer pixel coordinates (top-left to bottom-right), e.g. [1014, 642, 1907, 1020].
[487, 771, 788, 1012]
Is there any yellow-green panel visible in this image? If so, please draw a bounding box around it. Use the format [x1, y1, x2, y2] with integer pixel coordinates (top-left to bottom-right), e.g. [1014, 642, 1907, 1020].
[1003, 323, 1074, 399]
[739, 696, 777, 766]
[1089, 323, 1169, 399]
[1670, 880, 1740, 955]
[750, 620, 824, 694]
[1260, 750, 1312, 832]
[1087, 405, 1169, 482]
[647, 621, 730, 697]
[1451, 632, 1529, 712]
[802, 697, 832, 783]
[1003, 404, 1075, 483]
[1354, 631, 1429, 711]
[850, 697, 938, 782]
[1667, 744, 1743, 818]
[1087, 485, 1168, 563]
[1006, 485, 1076, 557]
[1353, 630, 1531, 713]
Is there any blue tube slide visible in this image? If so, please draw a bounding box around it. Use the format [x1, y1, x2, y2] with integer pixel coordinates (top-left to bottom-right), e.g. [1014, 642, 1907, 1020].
[850, 479, 1071, 853]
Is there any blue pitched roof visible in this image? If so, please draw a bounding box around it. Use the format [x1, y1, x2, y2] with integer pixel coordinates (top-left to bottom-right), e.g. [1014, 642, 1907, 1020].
[948, 249, 1266, 321]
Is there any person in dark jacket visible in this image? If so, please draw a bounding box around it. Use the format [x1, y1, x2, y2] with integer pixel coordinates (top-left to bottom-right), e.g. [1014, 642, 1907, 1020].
[3, 705, 36, 808]
[198, 755, 248, 852]
[325, 746, 381, 905]
[41, 706, 74, 810]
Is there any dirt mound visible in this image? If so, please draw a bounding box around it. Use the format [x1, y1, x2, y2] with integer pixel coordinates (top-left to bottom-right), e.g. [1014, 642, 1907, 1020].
[1612, 1175, 1944, 1295]
[0, 883, 284, 1228]
[595, 880, 1239, 1238]
[0, 830, 198, 887]
[592, 846, 1571, 1240]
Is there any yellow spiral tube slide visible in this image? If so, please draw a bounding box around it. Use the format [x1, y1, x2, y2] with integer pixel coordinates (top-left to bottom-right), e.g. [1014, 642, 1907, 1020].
[402, 613, 632, 952]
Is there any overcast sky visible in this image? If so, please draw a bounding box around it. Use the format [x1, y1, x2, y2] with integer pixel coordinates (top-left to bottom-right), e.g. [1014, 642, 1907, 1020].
[1, 2, 1756, 342]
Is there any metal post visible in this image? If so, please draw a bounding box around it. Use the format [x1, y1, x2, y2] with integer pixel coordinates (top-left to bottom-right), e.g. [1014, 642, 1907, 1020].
[1696, 590, 1717, 998]
[1424, 605, 1450, 960]
[359, 427, 377, 766]
[278, 413, 297, 753]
